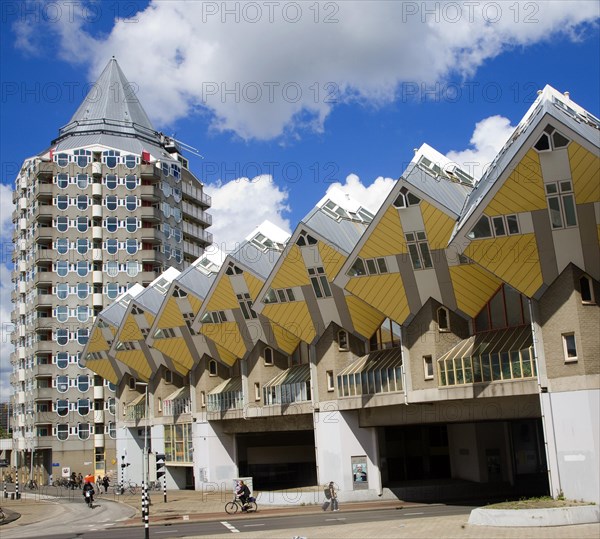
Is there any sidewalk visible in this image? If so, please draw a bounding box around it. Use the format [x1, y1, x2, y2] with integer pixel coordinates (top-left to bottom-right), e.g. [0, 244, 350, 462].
[115, 489, 600, 538]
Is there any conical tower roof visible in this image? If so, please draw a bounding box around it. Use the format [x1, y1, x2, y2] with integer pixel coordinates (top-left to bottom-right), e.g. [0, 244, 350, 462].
[52, 57, 167, 156]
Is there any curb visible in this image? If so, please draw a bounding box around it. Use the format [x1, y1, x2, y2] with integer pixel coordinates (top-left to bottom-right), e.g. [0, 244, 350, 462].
[468, 505, 600, 527]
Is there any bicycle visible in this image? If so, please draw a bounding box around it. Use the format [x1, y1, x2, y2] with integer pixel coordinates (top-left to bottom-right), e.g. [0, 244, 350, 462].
[26, 479, 38, 490]
[113, 481, 138, 495]
[224, 495, 257, 515]
[148, 481, 162, 491]
[0, 507, 5, 522]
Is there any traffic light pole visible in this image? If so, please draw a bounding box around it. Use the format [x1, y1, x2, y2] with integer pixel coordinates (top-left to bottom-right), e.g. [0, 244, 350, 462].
[156, 453, 167, 503]
[163, 473, 167, 503]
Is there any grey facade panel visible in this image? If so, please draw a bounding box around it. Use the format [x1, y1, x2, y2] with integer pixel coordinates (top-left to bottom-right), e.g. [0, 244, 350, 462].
[531, 209, 559, 286]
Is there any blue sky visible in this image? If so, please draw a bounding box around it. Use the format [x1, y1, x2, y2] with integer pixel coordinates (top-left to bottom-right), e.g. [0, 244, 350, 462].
[0, 1, 599, 399]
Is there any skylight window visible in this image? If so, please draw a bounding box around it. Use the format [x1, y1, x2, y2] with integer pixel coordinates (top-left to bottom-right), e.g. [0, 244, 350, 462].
[533, 125, 570, 153]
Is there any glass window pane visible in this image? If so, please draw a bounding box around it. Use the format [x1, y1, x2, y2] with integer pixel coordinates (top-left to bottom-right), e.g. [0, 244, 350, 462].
[563, 195, 577, 227]
[419, 242, 433, 268]
[548, 197, 563, 228]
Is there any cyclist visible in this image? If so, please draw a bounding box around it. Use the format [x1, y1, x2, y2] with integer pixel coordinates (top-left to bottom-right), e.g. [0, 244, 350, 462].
[236, 480, 251, 511]
[82, 480, 95, 507]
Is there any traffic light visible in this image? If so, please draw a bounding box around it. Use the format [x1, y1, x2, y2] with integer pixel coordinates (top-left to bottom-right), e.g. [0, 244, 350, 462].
[156, 453, 166, 480]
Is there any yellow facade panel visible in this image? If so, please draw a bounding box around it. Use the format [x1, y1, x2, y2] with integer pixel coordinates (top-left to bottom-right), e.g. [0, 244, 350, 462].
[486, 149, 546, 215]
[450, 265, 502, 317]
[568, 142, 600, 204]
[244, 272, 265, 300]
[421, 201, 456, 249]
[359, 205, 405, 259]
[346, 273, 410, 323]
[319, 242, 345, 278]
[115, 350, 151, 380]
[271, 244, 310, 289]
[154, 337, 193, 372]
[204, 277, 239, 311]
[465, 235, 542, 297]
[87, 328, 111, 354]
[158, 297, 185, 329]
[262, 302, 316, 343]
[270, 323, 301, 355]
[345, 295, 386, 339]
[201, 322, 246, 358]
[85, 358, 118, 384]
[215, 344, 237, 366]
[187, 295, 203, 315]
[120, 314, 143, 342]
[143, 312, 155, 327]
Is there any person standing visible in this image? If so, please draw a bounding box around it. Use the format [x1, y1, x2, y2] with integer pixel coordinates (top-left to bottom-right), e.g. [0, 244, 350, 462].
[102, 475, 110, 494]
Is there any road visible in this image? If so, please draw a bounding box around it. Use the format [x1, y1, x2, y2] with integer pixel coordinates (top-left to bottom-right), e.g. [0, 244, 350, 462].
[3, 502, 475, 539]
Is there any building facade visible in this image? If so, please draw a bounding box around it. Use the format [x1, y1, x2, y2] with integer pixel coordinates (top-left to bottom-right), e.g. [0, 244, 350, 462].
[84, 85, 599, 503]
[10, 58, 212, 485]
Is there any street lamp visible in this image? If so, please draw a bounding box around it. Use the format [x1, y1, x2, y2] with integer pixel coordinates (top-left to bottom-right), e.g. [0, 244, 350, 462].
[135, 381, 150, 539]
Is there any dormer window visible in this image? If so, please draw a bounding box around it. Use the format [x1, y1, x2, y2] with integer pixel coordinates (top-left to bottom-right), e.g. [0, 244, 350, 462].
[393, 187, 421, 208]
[580, 275, 595, 304]
[250, 232, 283, 252]
[296, 231, 318, 246]
[322, 200, 350, 221]
[225, 263, 243, 275]
[208, 359, 217, 376]
[533, 125, 570, 152]
[437, 307, 450, 332]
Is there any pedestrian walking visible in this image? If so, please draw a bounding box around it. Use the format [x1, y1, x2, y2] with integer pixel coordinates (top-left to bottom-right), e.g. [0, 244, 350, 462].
[322, 481, 339, 511]
[102, 475, 110, 494]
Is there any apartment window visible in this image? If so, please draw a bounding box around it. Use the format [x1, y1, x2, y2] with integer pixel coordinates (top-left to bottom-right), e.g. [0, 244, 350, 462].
[77, 239, 89, 255]
[126, 239, 138, 255]
[437, 307, 450, 332]
[580, 275, 595, 303]
[308, 266, 332, 298]
[406, 231, 433, 270]
[126, 217, 138, 232]
[77, 375, 90, 392]
[200, 391, 206, 408]
[468, 215, 492, 239]
[56, 329, 69, 346]
[264, 347, 274, 366]
[326, 370, 335, 392]
[56, 216, 68, 233]
[106, 282, 119, 299]
[128, 377, 136, 390]
[125, 195, 137, 211]
[76, 174, 88, 189]
[103, 150, 120, 169]
[56, 375, 69, 393]
[254, 382, 261, 401]
[347, 258, 366, 277]
[77, 216, 89, 233]
[545, 181, 577, 229]
[77, 283, 89, 300]
[124, 154, 137, 169]
[105, 174, 118, 189]
[423, 355, 434, 380]
[125, 174, 137, 189]
[74, 149, 91, 167]
[157, 397, 162, 413]
[237, 293, 257, 320]
[56, 195, 69, 210]
[108, 422, 116, 439]
[77, 306, 90, 323]
[105, 195, 118, 211]
[56, 238, 69, 255]
[208, 359, 217, 376]
[562, 333, 578, 363]
[164, 369, 173, 384]
[534, 126, 570, 152]
[56, 352, 69, 369]
[56, 399, 69, 416]
[78, 398, 90, 416]
[56, 305, 68, 323]
[338, 330, 349, 351]
[201, 310, 228, 323]
[56, 153, 70, 168]
[105, 217, 118, 233]
[77, 329, 89, 346]
[105, 239, 118, 255]
[56, 424, 69, 441]
[77, 261, 89, 277]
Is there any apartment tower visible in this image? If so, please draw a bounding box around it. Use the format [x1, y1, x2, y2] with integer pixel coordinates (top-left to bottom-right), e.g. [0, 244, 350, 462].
[10, 58, 212, 485]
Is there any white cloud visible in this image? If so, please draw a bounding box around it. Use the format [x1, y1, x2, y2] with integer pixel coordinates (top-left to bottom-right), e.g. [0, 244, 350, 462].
[325, 174, 395, 214]
[446, 115, 516, 178]
[206, 175, 292, 252]
[12, 1, 599, 140]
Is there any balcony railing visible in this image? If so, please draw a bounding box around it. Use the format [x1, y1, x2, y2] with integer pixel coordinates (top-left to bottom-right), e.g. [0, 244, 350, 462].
[163, 397, 192, 416]
[337, 348, 403, 398]
[125, 402, 146, 421]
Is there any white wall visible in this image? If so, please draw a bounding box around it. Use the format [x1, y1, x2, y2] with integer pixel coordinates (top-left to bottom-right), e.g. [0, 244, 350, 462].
[543, 389, 600, 503]
[193, 420, 237, 491]
[117, 427, 144, 486]
[314, 406, 381, 495]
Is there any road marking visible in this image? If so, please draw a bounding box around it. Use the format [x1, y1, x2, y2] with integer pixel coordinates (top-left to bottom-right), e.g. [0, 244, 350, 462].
[404, 512, 424, 515]
[244, 524, 265, 527]
[325, 518, 346, 521]
[221, 521, 240, 533]
[156, 531, 178, 534]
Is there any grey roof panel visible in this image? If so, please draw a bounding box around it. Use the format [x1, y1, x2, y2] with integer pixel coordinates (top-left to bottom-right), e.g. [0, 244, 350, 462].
[403, 164, 472, 218]
[231, 241, 281, 278]
[178, 266, 216, 297]
[53, 133, 169, 160]
[303, 209, 367, 254]
[135, 286, 165, 315]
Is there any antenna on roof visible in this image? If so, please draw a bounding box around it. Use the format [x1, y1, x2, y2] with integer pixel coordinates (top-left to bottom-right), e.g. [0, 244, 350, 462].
[160, 133, 204, 159]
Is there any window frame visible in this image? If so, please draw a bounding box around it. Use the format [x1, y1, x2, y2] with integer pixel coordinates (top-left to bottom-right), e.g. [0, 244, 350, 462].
[423, 355, 434, 380]
[562, 333, 578, 363]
